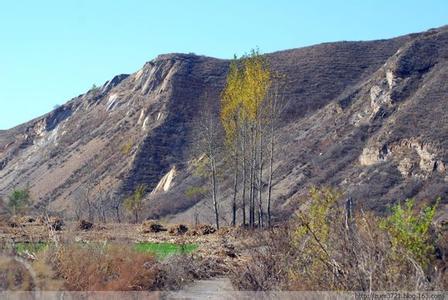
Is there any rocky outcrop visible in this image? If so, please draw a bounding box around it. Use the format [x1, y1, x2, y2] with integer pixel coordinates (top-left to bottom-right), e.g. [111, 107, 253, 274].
[151, 166, 177, 194]
[360, 138, 446, 178]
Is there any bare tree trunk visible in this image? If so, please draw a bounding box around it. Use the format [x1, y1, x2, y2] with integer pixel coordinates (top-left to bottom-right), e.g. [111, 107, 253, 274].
[249, 126, 256, 228]
[252, 134, 258, 229]
[248, 155, 254, 228]
[199, 106, 221, 230]
[258, 125, 264, 229]
[211, 157, 219, 229]
[267, 126, 274, 227]
[241, 131, 247, 226]
[231, 145, 238, 227]
[114, 206, 121, 223]
[134, 209, 138, 223]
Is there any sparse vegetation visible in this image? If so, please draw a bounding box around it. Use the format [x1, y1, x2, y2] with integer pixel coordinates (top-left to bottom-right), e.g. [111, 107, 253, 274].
[121, 140, 133, 156]
[15, 242, 48, 255]
[185, 186, 208, 199]
[0, 221, 232, 291]
[7, 188, 31, 215]
[232, 186, 447, 291]
[123, 185, 146, 223]
[380, 198, 439, 267]
[90, 84, 99, 92]
[49, 242, 159, 291]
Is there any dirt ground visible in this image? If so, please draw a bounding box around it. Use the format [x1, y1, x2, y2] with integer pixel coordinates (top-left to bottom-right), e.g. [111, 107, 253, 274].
[0, 220, 251, 275]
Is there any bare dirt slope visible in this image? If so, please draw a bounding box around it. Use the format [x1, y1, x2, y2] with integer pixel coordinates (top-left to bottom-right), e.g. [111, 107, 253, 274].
[1, 26, 448, 223]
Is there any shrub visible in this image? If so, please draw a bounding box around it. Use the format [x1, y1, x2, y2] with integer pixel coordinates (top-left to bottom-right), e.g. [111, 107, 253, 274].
[78, 220, 94, 231]
[121, 141, 133, 156]
[0, 257, 35, 291]
[8, 188, 31, 215]
[47, 217, 64, 231]
[231, 225, 292, 290]
[141, 220, 166, 233]
[380, 198, 439, 267]
[232, 187, 447, 291]
[123, 185, 146, 223]
[50, 242, 159, 291]
[168, 224, 189, 236]
[90, 84, 99, 92]
[290, 186, 349, 290]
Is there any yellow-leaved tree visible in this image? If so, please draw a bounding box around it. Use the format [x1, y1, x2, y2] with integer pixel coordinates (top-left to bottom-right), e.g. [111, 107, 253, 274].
[221, 49, 271, 228]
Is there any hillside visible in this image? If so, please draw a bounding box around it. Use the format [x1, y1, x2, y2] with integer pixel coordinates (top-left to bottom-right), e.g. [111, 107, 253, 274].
[1, 26, 448, 224]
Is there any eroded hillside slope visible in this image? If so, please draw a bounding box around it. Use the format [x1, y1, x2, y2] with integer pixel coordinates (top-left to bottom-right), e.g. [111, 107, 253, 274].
[1, 26, 447, 223]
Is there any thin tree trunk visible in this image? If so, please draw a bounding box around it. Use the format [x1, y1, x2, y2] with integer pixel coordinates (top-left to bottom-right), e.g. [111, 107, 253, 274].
[250, 127, 257, 229]
[211, 158, 219, 229]
[115, 207, 121, 223]
[231, 144, 238, 226]
[231, 119, 239, 227]
[248, 127, 255, 228]
[248, 153, 254, 228]
[258, 124, 264, 229]
[267, 83, 280, 228]
[241, 129, 247, 226]
[267, 126, 274, 227]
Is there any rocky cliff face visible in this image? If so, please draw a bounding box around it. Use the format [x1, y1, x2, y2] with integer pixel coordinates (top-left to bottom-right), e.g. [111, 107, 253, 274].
[1, 26, 447, 223]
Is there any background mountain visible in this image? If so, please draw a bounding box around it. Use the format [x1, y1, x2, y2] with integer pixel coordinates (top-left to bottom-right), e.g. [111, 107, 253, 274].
[1, 26, 447, 224]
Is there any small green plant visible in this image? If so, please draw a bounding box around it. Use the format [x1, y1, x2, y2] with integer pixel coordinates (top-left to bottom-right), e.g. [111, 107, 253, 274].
[91, 84, 99, 91]
[8, 188, 31, 215]
[121, 141, 133, 156]
[123, 185, 146, 223]
[380, 198, 439, 266]
[294, 186, 342, 245]
[15, 242, 48, 254]
[290, 186, 345, 288]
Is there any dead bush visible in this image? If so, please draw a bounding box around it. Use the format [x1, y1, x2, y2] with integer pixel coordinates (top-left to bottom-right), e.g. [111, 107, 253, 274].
[188, 224, 216, 236]
[0, 257, 35, 291]
[230, 225, 292, 291]
[7, 215, 41, 228]
[141, 220, 166, 233]
[47, 217, 64, 231]
[196, 224, 216, 235]
[49, 242, 159, 291]
[157, 254, 229, 290]
[168, 224, 188, 236]
[78, 220, 94, 231]
[7, 218, 21, 228]
[19, 216, 36, 224]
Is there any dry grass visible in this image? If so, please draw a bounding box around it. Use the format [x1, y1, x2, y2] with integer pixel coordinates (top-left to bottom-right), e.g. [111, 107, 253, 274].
[0, 218, 243, 291]
[0, 257, 35, 291]
[48, 242, 159, 291]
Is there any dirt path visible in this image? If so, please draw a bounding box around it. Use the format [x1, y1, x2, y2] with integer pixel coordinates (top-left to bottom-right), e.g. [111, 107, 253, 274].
[167, 277, 234, 299]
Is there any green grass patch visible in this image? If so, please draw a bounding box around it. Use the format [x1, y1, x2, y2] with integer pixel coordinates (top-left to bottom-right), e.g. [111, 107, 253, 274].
[15, 242, 48, 254]
[134, 242, 198, 258]
[12, 241, 198, 259]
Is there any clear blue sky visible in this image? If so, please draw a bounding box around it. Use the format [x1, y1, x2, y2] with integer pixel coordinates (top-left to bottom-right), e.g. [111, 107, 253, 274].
[1, 0, 447, 129]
